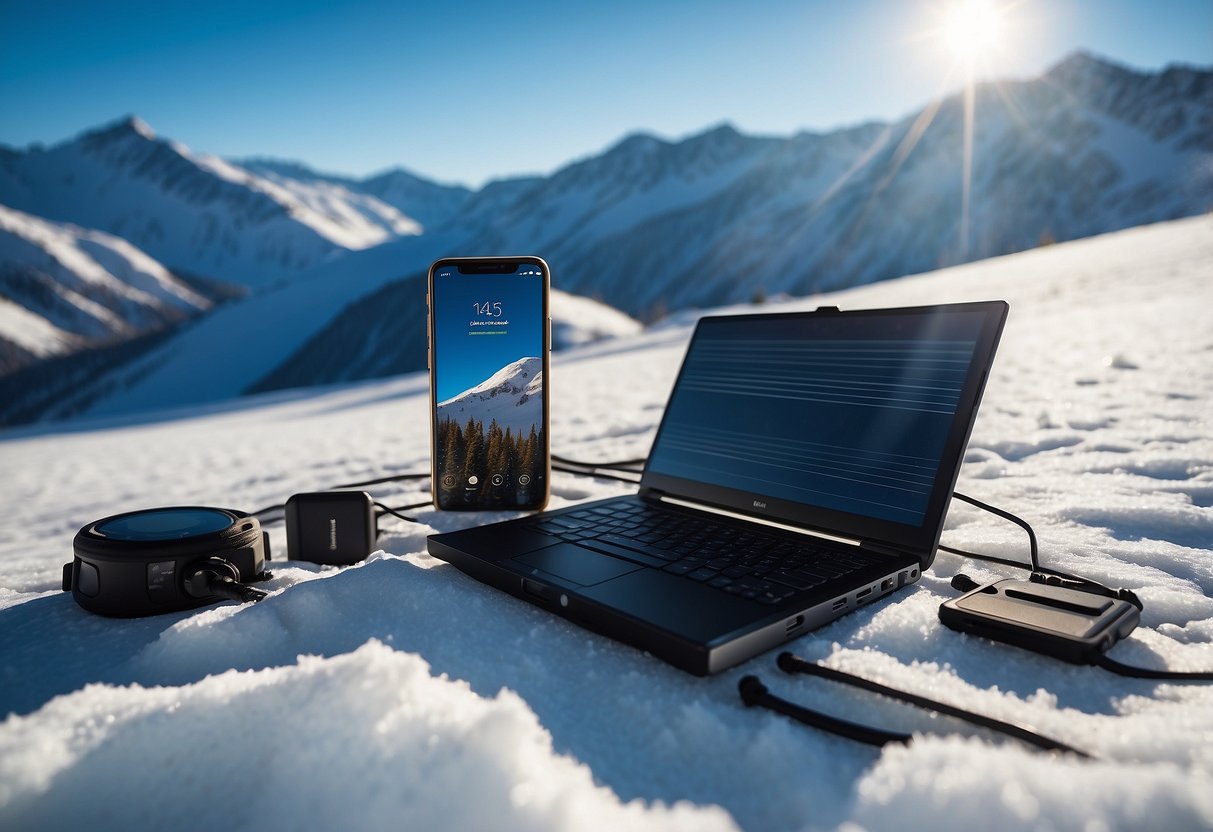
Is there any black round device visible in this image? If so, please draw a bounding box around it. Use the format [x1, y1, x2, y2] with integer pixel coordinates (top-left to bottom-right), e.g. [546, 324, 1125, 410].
[63, 506, 272, 617]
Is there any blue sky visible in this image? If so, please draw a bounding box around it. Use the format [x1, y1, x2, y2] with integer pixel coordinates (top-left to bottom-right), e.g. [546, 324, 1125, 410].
[0, 0, 1209, 187]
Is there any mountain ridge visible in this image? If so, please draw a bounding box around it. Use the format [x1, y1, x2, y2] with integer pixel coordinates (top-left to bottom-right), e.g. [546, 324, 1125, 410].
[0, 116, 424, 289]
[0, 204, 212, 373]
[1, 50, 1208, 424]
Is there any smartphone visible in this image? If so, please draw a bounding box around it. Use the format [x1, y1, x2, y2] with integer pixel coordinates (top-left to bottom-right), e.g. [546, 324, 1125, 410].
[428, 256, 551, 511]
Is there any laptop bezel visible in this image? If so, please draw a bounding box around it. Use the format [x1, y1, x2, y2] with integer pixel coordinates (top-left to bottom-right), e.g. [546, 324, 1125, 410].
[638, 300, 1009, 565]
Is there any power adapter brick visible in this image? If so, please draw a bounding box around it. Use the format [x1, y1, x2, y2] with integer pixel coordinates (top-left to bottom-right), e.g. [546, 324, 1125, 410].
[285, 491, 377, 566]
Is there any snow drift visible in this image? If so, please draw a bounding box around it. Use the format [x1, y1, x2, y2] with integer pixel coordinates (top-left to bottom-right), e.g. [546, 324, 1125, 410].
[1, 215, 1211, 831]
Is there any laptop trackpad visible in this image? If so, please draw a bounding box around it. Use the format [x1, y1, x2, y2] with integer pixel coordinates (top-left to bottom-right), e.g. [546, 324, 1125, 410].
[514, 544, 642, 586]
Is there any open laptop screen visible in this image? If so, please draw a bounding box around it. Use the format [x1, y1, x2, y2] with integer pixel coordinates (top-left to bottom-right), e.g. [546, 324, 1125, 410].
[642, 302, 1006, 552]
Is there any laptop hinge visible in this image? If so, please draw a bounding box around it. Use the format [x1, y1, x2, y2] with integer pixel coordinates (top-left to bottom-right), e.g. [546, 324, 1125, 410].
[860, 540, 920, 561]
[654, 494, 863, 548]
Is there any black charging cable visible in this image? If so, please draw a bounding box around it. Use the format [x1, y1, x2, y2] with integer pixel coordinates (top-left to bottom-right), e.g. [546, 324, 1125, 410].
[552, 464, 641, 485]
[740, 651, 1092, 756]
[374, 500, 432, 524]
[249, 472, 433, 521]
[1094, 656, 1213, 681]
[182, 556, 269, 604]
[552, 453, 645, 485]
[944, 492, 1142, 610]
[250, 456, 643, 521]
[552, 454, 646, 471]
[337, 471, 431, 489]
[945, 493, 1213, 681]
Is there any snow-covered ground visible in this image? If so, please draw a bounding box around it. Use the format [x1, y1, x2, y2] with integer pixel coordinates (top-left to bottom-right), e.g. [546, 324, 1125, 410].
[1, 215, 1211, 831]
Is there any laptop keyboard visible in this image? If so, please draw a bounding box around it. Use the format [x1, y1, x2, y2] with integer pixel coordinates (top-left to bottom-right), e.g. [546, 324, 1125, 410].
[529, 500, 890, 606]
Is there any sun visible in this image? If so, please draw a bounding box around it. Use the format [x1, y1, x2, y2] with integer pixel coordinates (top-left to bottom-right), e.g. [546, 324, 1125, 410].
[940, 0, 1005, 62]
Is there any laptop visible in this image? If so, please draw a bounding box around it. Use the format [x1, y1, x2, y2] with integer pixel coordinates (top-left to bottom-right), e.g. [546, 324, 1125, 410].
[428, 301, 1008, 675]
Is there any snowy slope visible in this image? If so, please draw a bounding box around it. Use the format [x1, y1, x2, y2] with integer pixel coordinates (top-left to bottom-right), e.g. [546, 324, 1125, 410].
[438, 357, 543, 434]
[58, 232, 459, 417]
[40, 232, 635, 420]
[248, 283, 639, 395]
[241, 159, 473, 233]
[1, 214, 1210, 831]
[0, 118, 420, 289]
[548, 288, 642, 347]
[0, 204, 210, 371]
[227, 161, 422, 242]
[358, 168, 473, 231]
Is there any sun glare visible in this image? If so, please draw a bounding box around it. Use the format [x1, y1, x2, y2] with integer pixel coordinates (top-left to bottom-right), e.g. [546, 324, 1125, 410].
[941, 0, 1004, 62]
[819, 0, 1025, 261]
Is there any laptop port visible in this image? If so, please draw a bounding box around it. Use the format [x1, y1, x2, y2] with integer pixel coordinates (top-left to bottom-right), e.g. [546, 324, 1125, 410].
[831, 597, 847, 611]
[522, 578, 557, 603]
[785, 614, 805, 635]
[881, 578, 894, 591]
[856, 586, 873, 600]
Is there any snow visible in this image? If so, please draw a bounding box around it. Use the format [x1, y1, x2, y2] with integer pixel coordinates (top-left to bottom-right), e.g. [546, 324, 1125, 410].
[226, 158, 425, 247]
[64, 224, 636, 418]
[0, 119, 420, 289]
[549, 288, 642, 347]
[0, 205, 209, 313]
[0, 296, 77, 356]
[2, 215, 1212, 830]
[0, 204, 211, 353]
[67, 232, 457, 413]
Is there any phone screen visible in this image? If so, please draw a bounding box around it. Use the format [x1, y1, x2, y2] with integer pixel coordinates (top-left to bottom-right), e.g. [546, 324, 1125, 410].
[431, 260, 548, 509]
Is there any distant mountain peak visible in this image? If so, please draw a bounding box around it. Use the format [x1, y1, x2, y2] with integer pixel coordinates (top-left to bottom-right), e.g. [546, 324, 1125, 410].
[695, 122, 741, 139]
[612, 131, 667, 154]
[126, 116, 156, 139]
[435, 356, 544, 433]
[83, 115, 157, 145]
[1045, 50, 1142, 84]
[439, 356, 542, 407]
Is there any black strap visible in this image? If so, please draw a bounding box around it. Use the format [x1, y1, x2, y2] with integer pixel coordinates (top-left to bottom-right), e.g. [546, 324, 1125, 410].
[739, 676, 909, 747]
[740, 653, 1093, 757]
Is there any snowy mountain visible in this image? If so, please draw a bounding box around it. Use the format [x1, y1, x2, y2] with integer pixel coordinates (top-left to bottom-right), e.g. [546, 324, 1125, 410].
[1, 215, 1210, 831]
[464, 53, 1212, 317]
[359, 169, 473, 231]
[0, 117, 421, 289]
[1, 51, 1207, 423]
[0, 204, 210, 373]
[241, 158, 472, 232]
[0, 228, 639, 426]
[437, 356, 543, 434]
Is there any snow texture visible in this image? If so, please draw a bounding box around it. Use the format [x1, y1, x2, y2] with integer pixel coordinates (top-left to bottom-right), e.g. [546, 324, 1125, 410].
[1, 215, 1212, 831]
